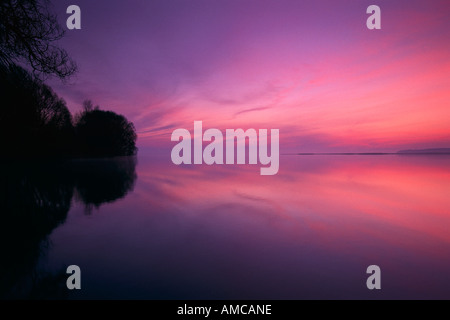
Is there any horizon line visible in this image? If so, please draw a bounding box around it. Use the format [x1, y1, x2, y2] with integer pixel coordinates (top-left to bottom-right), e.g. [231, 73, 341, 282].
[282, 152, 450, 156]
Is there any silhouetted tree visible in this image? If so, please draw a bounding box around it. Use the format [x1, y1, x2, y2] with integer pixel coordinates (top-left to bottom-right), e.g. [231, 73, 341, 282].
[75, 106, 138, 157]
[0, 1, 137, 158]
[0, 62, 74, 156]
[81, 100, 98, 113]
[0, 0, 77, 79]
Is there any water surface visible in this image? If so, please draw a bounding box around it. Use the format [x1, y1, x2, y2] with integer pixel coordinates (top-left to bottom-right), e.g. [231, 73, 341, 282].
[1, 153, 450, 299]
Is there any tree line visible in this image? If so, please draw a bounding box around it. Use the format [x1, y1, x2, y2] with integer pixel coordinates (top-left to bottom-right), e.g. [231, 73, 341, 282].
[0, 0, 137, 158]
[0, 62, 137, 158]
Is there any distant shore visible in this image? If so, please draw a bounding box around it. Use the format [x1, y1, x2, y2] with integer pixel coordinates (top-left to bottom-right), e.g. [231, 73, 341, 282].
[396, 148, 450, 154]
[286, 148, 450, 156]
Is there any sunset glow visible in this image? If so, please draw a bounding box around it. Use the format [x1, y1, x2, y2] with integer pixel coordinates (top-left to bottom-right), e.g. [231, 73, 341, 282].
[48, 0, 450, 153]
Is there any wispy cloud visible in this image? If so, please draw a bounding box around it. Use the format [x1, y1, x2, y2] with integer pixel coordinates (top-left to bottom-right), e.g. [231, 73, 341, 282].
[49, 0, 450, 152]
[233, 106, 272, 117]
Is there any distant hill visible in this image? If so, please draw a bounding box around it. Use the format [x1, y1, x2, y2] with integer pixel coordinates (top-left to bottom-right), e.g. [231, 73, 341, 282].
[397, 148, 450, 154]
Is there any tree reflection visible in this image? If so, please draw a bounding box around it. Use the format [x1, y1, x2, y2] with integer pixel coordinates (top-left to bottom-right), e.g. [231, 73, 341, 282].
[70, 157, 137, 214]
[0, 157, 137, 299]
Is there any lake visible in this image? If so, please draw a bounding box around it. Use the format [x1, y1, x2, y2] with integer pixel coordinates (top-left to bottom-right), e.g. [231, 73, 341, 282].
[1, 151, 450, 299]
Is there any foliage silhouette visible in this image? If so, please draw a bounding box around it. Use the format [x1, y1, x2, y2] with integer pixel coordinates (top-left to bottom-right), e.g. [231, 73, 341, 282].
[0, 62, 74, 157]
[0, 0, 138, 299]
[75, 108, 138, 157]
[0, 63, 137, 158]
[0, 0, 77, 79]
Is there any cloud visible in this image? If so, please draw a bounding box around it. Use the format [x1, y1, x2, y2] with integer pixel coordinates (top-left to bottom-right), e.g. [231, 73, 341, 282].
[233, 106, 272, 117]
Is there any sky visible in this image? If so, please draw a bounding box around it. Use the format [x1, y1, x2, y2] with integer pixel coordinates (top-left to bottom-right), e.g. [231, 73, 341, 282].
[48, 0, 450, 153]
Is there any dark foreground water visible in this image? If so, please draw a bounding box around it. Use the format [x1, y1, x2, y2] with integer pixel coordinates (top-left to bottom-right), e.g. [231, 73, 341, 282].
[1, 152, 450, 299]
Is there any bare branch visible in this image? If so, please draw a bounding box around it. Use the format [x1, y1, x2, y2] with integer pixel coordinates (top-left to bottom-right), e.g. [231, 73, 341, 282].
[0, 0, 77, 79]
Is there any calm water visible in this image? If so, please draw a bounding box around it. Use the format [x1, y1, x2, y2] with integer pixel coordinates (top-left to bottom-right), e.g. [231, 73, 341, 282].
[1, 152, 450, 299]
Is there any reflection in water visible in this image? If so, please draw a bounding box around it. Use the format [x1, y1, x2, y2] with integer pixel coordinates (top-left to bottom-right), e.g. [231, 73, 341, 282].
[105, 153, 449, 299]
[0, 157, 137, 299]
[2, 153, 450, 299]
[70, 158, 137, 214]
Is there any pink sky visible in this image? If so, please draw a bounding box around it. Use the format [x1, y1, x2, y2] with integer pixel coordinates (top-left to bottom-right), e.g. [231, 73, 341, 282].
[49, 0, 450, 152]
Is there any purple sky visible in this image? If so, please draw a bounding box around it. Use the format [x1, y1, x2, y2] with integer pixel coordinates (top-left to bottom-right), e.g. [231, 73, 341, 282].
[48, 0, 450, 152]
